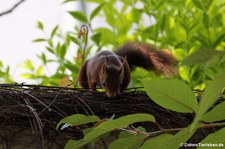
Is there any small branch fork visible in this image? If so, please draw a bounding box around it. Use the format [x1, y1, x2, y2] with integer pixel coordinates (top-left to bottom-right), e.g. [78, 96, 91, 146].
[0, 0, 26, 17]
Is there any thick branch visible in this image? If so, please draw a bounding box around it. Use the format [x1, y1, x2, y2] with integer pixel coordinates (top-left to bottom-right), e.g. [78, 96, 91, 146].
[0, 84, 224, 148]
[0, 0, 26, 17]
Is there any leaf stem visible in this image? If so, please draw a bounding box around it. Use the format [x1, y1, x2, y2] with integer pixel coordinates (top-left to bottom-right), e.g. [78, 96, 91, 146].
[118, 122, 225, 137]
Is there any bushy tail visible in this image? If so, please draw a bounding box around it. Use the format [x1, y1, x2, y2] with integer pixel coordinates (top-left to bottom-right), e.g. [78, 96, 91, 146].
[114, 42, 177, 76]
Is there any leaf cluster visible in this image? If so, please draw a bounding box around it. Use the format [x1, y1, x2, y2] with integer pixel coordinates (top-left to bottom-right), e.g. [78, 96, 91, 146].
[0, 0, 223, 148]
[58, 71, 225, 149]
[0, 61, 13, 83]
[12, 0, 224, 89]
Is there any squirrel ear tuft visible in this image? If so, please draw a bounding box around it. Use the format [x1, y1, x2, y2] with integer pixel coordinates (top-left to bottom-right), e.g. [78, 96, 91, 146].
[102, 63, 107, 73]
[102, 56, 108, 73]
[122, 56, 127, 66]
[104, 56, 108, 65]
[119, 56, 127, 74]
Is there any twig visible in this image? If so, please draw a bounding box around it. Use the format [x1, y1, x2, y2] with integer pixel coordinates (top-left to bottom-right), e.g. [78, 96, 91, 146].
[23, 91, 50, 110]
[22, 98, 44, 149]
[39, 90, 62, 115]
[101, 139, 107, 149]
[0, 0, 26, 17]
[76, 96, 95, 115]
[74, 24, 89, 87]
[118, 127, 183, 136]
[80, 24, 89, 64]
[201, 122, 225, 129]
[118, 122, 225, 137]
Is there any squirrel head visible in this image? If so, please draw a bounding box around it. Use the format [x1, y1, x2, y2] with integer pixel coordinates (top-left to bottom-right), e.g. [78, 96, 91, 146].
[100, 57, 126, 97]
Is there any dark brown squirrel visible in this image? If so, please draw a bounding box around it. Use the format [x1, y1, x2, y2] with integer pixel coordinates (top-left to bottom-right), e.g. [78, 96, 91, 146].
[78, 42, 177, 97]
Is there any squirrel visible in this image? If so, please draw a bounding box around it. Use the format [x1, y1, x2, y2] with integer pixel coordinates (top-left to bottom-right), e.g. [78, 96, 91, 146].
[78, 42, 177, 97]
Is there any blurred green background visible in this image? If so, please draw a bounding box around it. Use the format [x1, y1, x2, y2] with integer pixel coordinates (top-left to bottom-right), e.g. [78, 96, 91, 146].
[1, 0, 225, 90]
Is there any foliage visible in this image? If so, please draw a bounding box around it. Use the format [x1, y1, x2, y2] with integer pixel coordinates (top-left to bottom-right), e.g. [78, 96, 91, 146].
[0, 61, 13, 83]
[58, 113, 155, 149]
[20, 21, 82, 85]
[9, 0, 224, 88]
[57, 71, 225, 149]
[142, 79, 198, 113]
[0, 0, 225, 148]
[53, 1, 225, 148]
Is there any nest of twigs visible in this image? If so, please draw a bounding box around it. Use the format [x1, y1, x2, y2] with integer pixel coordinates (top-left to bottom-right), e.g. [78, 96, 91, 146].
[0, 84, 223, 149]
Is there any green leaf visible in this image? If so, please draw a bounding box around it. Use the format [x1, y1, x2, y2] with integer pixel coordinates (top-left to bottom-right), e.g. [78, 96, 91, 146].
[181, 49, 221, 66]
[32, 38, 46, 42]
[87, 0, 105, 2]
[51, 25, 59, 38]
[131, 8, 143, 23]
[194, 36, 209, 47]
[140, 126, 197, 149]
[68, 11, 88, 23]
[203, 12, 209, 29]
[159, 14, 166, 31]
[192, 0, 203, 10]
[37, 21, 44, 30]
[65, 34, 71, 46]
[59, 44, 67, 60]
[91, 33, 101, 45]
[64, 62, 79, 72]
[65, 140, 79, 149]
[69, 35, 80, 45]
[139, 134, 173, 149]
[70, 114, 155, 149]
[23, 60, 35, 70]
[203, 101, 225, 123]
[213, 33, 225, 47]
[0, 61, 3, 67]
[197, 127, 225, 149]
[46, 47, 55, 54]
[56, 114, 100, 129]
[56, 42, 61, 57]
[147, 125, 198, 149]
[142, 79, 198, 113]
[41, 53, 47, 64]
[90, 3, 104, 20]
[154, 0, 166, 10]
[63, 0, 76, 3]
[194, 71, 225, 124]
[94, 27, 115, 44]
[163, 126, 197, 149]
[108, 134, 145, 149]
[5, 66, 10, 75]
[47, 39, 53, 47]
[36, 65, 43, 76]
[20, 73, 35, 79]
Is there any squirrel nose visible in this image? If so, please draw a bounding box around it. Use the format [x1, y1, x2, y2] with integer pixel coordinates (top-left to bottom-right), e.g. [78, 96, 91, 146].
[106, 91, 117, 98]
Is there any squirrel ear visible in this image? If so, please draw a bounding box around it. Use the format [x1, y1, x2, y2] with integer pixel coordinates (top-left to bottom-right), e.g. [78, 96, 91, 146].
[102, 63, 108, 74]
[104, 56, 108, 65]
[119, 56, 127, 74]
[103, 56, 108, 73]
[122, 56, 127, 66]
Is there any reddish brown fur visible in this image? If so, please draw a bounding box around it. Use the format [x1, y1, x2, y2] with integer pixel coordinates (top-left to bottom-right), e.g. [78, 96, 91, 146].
[78, 42, 177, 97]
[115, 42, 177, 75]
[78, 50, 130, 97]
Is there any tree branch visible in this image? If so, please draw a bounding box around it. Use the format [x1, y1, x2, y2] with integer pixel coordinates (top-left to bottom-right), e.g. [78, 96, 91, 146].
[0, 0, 26, 17]
[118, 122, 225, 137]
